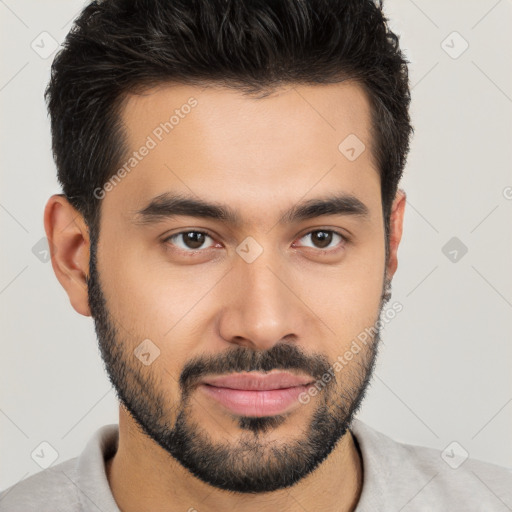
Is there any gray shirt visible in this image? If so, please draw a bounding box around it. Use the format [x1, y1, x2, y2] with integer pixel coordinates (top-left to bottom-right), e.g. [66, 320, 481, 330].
[1, 418, 511, 511]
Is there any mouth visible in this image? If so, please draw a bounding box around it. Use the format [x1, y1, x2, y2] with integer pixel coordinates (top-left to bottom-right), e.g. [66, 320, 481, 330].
[199, 371, 315, 417]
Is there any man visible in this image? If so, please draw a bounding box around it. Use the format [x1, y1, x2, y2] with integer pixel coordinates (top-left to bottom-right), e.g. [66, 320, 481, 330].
[1, 0, 510, 510]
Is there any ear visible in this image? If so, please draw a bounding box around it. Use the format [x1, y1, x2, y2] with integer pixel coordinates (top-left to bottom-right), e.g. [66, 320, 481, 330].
[44, 194, 91, 316]
[385, 188, 406, 281]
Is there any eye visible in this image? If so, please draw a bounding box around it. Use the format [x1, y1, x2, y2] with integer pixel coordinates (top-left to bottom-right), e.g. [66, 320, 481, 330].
[163, 228, 347, 254]
[164, 231, 216, 251]
[295, 230, 347, 251]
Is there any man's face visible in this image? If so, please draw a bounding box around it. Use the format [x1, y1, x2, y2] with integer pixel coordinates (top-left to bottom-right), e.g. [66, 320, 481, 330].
[87, 82, 390, 493]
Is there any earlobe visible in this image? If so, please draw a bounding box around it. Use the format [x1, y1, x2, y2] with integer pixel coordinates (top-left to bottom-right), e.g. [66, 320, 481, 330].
[385, 188, 406, 281]
[44, 194, 92, 317]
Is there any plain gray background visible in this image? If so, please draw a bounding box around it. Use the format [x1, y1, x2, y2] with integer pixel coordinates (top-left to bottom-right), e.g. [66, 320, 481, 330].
[1, 0, 511, 492]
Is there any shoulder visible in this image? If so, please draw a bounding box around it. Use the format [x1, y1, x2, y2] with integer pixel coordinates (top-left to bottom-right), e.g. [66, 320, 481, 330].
[350, 418, 512, 511]
[0, 423, 119, 512]
[0, 458, 81, 512]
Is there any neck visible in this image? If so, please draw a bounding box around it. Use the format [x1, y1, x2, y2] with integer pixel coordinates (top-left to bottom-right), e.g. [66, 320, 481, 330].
[106, 406, 363, 512]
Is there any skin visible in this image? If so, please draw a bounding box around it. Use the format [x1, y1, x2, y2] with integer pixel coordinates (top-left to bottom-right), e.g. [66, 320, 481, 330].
[44, 81, 406, 511]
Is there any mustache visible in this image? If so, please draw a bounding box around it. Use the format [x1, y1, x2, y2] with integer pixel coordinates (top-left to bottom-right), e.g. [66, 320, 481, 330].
[179, 342, 332, 394]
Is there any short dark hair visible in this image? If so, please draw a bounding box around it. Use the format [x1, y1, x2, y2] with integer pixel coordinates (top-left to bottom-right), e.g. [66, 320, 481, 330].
[45, 0, 413, 254]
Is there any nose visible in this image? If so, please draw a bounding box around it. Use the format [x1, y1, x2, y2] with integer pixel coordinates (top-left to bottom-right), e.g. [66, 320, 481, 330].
[217, 248, 310, 351]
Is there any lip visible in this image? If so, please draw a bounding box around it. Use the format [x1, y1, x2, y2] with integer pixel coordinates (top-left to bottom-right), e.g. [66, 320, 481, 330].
[201, 371, 315, 390]
[199, 372, 315, 417]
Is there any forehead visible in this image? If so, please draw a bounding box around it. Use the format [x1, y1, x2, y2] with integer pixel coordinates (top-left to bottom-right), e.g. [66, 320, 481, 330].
[103, 81, 381, 228]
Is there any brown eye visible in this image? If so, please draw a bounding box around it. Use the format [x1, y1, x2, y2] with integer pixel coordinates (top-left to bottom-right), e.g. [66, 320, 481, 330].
[311, 231, 332, 248]
[165, 231, 215, 251]
[297, 230, 345, 250]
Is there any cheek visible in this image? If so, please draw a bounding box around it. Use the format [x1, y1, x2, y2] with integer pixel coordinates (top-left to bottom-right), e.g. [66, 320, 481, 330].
[97, 245, 220, 388]
[296, 241, 385, 346]
[98, 237, 224, 340]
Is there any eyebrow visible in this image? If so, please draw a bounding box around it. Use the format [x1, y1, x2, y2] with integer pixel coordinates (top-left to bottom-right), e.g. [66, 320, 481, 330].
[131, 191, 370, 226]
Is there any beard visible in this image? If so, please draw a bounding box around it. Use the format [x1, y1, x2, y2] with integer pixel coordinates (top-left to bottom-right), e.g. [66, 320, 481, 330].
[86, 231, 391, 494]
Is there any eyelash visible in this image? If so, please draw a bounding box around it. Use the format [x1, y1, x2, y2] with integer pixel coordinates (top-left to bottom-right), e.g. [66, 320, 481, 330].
[162, 229, 348, 254]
